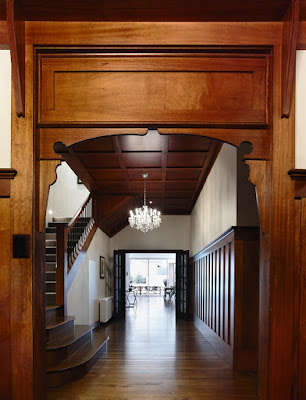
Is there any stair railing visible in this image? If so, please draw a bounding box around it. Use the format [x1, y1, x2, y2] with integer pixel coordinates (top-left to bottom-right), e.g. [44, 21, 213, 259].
[67, 195, 94, 269]
[55, 193, 97, 312]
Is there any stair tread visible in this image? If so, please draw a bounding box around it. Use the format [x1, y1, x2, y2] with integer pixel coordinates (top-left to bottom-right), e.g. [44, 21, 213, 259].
[47, 327, 108, 372]
[46, 325, 92, 350]
[46, 316, 75, 330]
[46, 305, 62, 311]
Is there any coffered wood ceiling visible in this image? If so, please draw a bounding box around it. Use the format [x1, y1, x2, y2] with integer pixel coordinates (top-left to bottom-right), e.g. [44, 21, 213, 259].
[0, 0, 296, 22]
[56, 131, 222, 237]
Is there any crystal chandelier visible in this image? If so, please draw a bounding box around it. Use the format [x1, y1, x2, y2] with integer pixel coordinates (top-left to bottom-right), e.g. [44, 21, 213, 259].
[128, 173, 162, 233]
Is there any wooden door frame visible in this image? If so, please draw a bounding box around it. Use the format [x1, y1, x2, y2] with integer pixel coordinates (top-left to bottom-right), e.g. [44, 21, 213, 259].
[7, 22, 298, 400]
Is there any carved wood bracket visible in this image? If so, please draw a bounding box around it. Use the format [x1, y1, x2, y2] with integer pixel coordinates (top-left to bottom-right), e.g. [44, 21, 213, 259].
[39, 160, 61, 232]
[245, 160, 271, 234]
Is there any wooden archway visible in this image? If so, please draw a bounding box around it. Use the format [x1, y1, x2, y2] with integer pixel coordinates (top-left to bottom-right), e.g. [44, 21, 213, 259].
[9, 24, 296, 400]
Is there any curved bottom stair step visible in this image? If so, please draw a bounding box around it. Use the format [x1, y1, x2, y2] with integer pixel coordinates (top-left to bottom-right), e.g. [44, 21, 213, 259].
[47, 325, 93, 366]
[47, 327, 109, 387]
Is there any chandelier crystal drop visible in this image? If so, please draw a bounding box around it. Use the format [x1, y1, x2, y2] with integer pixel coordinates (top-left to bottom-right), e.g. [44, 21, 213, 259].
[128, 173, 162, 233]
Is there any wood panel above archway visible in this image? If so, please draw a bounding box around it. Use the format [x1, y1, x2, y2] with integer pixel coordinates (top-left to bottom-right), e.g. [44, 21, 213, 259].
[37, 46, 272, 236]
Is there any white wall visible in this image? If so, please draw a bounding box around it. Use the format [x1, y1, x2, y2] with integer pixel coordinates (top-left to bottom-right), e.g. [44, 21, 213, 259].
[67, 228, 110, 325]
[46, 161, 89, 224]
[0, 51, 11, 168]
[190, 144, 237, 256]
[296, 50, 306, 169]
[110, 215, 190, 255]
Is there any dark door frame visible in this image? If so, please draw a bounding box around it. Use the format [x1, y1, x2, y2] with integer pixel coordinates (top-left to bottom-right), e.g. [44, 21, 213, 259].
[114, 249, 190, 319]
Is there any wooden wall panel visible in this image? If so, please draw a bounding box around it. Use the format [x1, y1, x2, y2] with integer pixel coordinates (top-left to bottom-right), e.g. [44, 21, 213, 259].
[26, 21, 282, 46]
[38, 52, 269, 127]
[0, 198, 12, 400]
[299, 197, 306, 399]
[193, 226, 259, 371]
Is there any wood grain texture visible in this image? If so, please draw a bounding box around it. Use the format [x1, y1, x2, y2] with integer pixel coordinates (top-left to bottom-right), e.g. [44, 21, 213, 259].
[267, 44, 296, 400]
[6, 0, 25, 116]
[299, 198, 306, 398]
[10, 44, 35, 400]
[160, 128, 271, 160]
[289, 171, 306, 398]
[38, 51, 269, 127]
[288, 169, 306, 197]
[47, 296, 258, 400]
[7, 17, 298, 400]
[0, 169, 17, 197]
[297, 20, 306, 48]
[39, 128, 148, 160]
[26, 21, 282, 46]
[282, 0, 299, 118]
[0, 198, 12, 400]
[0, 20, 9, 47]
[39, 160, 61, 233]
[192, 227, 259, 371]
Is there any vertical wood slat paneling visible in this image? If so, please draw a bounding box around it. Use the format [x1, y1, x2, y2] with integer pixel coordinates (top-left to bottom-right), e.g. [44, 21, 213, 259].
[206, 255, 209, 325]
[200, 258, 203, 321]
[194, 261, 197, 317]
[193, 226, 259, 372]
[224, 243, 229, 344]
[209, 253, 212, 329]
[203, 257, 206, 324]
[228, 242, 232, 346]
[216, 249, 220, 336]
[220, 246, 225, 341]
[213, 252, 215, 329]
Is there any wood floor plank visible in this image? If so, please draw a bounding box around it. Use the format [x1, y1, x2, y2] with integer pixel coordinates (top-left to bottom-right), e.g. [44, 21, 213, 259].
[47, 296, 257, 400]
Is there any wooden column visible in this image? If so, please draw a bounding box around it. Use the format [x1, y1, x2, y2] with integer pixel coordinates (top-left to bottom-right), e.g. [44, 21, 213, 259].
[10, 45, 38, 400]
[0, 169, 17, 400]
[268, 44, 296, 400]
[289, 169, 306, 399]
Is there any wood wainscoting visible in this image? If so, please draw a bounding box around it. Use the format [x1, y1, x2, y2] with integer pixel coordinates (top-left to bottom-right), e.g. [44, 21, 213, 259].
[192, 226, 259, 372]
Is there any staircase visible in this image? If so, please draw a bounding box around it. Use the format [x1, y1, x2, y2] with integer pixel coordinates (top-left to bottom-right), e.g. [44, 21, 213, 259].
[45, 217, 71, 307]
[46, 305, 109, 386]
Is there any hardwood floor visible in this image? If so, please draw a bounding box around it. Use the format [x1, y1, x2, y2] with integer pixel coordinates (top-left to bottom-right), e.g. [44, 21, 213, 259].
[47, 296, 257, 400]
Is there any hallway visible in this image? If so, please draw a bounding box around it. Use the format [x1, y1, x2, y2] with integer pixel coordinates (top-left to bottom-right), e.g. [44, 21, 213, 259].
[47, 296, 257, 400]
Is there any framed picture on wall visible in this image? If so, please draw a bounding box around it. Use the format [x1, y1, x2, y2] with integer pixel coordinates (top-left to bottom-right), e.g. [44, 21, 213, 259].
[100, 256, 105, 279]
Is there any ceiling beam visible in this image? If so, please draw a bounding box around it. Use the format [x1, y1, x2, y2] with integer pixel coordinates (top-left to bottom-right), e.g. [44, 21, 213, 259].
[111, 136, 133, 192]
[160, 135, 169, 211]
[53, 142, 97, 192]
[6, 0, 25, 117]
[282, 0, 300, 118]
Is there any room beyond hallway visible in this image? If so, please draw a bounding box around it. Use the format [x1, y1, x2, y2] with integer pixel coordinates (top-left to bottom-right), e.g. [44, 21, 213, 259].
[47, 296, 257, 400]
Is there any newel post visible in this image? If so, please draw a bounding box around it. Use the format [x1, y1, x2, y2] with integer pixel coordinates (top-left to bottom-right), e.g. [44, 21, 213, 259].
[56, 223, 68, 314]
